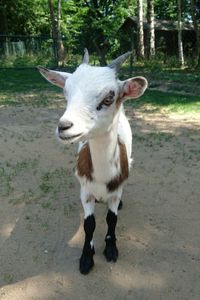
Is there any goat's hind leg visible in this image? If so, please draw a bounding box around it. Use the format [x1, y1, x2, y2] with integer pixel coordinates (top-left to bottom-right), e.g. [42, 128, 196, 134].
[104, 197, 120, 262]
[80, 193, 96, 275]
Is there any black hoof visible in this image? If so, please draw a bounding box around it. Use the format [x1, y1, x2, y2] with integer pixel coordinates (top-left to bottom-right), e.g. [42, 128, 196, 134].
[118, 200, 123, 210]
[79, 254, 94, 275]
[104, 242, 119, 262]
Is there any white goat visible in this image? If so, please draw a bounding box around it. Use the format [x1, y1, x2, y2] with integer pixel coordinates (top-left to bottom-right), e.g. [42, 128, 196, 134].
[38, 50, 148, 274]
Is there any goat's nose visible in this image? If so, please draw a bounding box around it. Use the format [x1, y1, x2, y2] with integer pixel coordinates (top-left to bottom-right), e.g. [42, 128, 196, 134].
[58, 120, 73, 132]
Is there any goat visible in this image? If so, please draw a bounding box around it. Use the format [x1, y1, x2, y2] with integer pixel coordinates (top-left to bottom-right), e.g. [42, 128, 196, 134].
[38, 49, 148, 274]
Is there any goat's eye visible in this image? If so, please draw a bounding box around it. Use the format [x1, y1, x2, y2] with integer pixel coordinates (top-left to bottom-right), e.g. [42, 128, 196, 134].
[102, 98, 113, 106]
[96, 90, 115, 111]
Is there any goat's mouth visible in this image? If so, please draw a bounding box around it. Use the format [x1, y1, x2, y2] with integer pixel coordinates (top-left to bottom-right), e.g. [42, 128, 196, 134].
[58, 132, 84, 143]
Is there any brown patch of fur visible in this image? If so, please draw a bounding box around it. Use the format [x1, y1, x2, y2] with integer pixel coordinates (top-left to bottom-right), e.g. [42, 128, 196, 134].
[106, 140, 129, 192]
[77, 143, 93, 181]
[115, 96, 122, 109]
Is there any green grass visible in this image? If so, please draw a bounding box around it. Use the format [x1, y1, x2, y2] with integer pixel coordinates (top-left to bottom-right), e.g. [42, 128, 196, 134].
[0, 156, 75, 205]
[0, 158, 39, 197]
[128, 90, 200, 114]
[149, 71, 200, 83]
[0, 69, 200, 114]
[0, 69, 53, 92]
[39, 168, 70, 194]
[120, 64, 200, 83]
[0, 69, 64, 107]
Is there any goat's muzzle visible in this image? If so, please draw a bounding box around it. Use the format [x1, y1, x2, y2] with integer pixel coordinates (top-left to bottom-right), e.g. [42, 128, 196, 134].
[58, 120, 74, 133]
[58, 132, 83, 142]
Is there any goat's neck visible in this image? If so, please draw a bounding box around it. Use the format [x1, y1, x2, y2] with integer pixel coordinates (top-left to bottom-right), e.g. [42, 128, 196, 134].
[88, 115, 119, 179]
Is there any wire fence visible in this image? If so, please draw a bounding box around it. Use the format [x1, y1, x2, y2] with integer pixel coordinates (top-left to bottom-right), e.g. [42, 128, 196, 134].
[0, 34, 135, 72]
[0, 35, 70, 68]
[0, 33, 196, 72]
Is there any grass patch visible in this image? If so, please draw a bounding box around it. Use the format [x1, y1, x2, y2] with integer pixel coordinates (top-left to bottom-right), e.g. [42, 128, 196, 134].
[134, 131, 175, 149]
[0, 69, 64, 107]
[0, 69, 200, 114]
[120, 64, 200, 83]
[3, 274, 14, 284]
[0, 69, 55, 93]
[128, 90, 200, 114]
[150, 71, 200, 83]
[0, 159, 39, 197]
[39, 168, 74, 199]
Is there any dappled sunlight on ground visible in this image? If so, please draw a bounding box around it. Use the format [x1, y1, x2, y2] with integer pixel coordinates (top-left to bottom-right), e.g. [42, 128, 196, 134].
[132, 111, 200, 133]
[0, 223, 16, 241]
[68, 214, 84, 248]
[111, 267, 166, 290]
[0, 272, 72, 300]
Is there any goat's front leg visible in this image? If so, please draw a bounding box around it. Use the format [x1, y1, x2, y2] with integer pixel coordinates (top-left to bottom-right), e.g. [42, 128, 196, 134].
[104, 196, 121, 262]
[80, 190, 96, 275]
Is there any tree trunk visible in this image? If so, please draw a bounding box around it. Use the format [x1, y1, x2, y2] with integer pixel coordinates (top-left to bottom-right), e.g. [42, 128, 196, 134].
[57, 0, 65, 65]
[48, 0, 64, 66]
[48, 0, 58, 63]
[137, 0, 144, 59]
[48, 0, 57, 39]
[93, 41, 107, 66]
[191, 0, 200, 68]
[177, 0, 184, 67]
[147, 0, 155, 58]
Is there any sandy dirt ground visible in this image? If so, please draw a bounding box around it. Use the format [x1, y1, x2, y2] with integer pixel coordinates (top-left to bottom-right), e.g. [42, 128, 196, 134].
[0, 105, 200, 300]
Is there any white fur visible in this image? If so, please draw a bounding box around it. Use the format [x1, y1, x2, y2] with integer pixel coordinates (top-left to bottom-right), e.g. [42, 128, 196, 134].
[38, 63, 148, 213]
[38, 58, 148, 274]
[75, 105, 131, 204]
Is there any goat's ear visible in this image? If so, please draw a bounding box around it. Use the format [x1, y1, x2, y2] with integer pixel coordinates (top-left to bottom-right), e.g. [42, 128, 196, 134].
[120, 76, 148, 101]
[37, 66, 71, 88]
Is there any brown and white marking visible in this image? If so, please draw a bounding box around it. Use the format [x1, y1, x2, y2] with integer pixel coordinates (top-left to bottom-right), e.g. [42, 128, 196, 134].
[38, 49, 148, 274]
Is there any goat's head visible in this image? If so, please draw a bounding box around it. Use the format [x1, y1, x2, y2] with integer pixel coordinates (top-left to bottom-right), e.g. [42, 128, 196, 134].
[38, 49, 148, 144]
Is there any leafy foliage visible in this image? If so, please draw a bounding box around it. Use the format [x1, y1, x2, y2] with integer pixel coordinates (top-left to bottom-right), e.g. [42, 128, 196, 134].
[61, 0, 135, 63]
[0, 0, 50, 35]
[154, 0, 192, 21]
[1, 0, 200, 67]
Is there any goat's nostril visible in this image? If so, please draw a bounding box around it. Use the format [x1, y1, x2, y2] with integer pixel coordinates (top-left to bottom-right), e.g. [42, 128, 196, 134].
[58, 121, 73, 132]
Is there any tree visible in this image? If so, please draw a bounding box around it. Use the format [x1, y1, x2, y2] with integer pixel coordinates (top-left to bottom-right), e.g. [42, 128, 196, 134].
[191, 0, 200, 68]
[48, 0, 65, 65]
[147, 0, 155, 58]
[71, 0, 131, 65]
[0, 0, 49, 35]
[154, 0, 177, 20]
[154, 0, 190, 21]
[177, 0, 184, 67]
[137, 0, 145, 59]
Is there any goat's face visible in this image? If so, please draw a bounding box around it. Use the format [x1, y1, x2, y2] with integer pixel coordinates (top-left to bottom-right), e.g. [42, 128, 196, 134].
[58, 65, 122, 142]
[38, 51, 148, 144]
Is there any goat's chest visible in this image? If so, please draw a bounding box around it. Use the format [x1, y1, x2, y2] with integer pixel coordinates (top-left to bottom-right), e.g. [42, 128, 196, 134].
[93, 158, 120, 182]
[76, 142, 120, 179]
[75, 141, 129, 200]
[76, 173, 121, 202]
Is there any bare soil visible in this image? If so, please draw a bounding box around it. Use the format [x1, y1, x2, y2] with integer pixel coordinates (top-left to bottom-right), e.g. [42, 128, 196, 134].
[0, 105, 200, 300]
